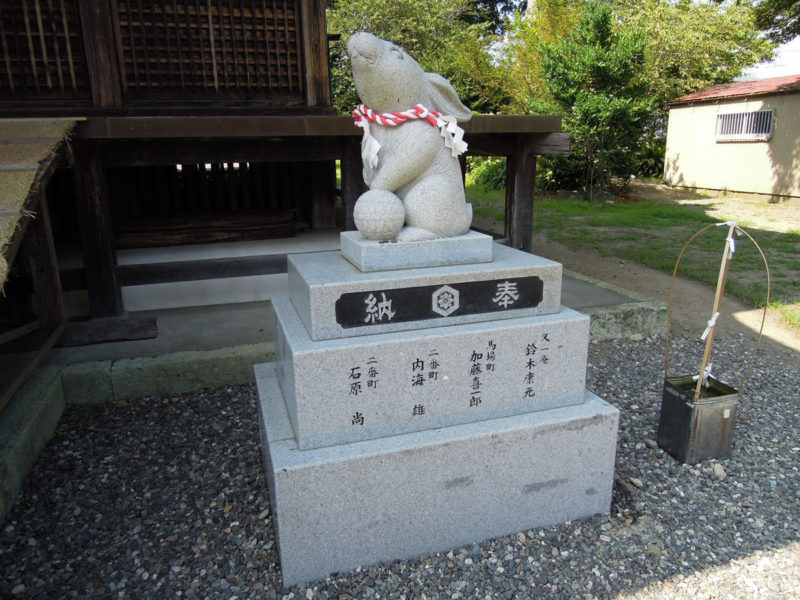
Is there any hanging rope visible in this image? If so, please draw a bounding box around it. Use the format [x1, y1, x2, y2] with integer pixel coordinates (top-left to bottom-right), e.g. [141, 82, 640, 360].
[352, 103, 468, 169]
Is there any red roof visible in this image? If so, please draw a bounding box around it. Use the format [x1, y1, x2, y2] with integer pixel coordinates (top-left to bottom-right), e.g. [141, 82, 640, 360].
[670, 74, 800, 105]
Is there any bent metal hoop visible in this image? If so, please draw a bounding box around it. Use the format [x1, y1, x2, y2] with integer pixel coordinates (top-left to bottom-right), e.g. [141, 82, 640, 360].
[352, 103, 468, 169]
[664, 222, 770, 398]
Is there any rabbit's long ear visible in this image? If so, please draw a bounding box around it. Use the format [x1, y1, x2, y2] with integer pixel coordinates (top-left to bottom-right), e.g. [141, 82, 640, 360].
[425, 73, 472, 122]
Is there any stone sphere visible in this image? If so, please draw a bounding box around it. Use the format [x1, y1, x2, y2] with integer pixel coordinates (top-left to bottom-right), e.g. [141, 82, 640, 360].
[353, 189, 405, 241]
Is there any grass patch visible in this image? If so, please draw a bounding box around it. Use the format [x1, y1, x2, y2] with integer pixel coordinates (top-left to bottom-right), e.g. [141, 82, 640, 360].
[772, 301, 800, 330]
[465, 182, 800, 332]
[467, 182, 506, 223]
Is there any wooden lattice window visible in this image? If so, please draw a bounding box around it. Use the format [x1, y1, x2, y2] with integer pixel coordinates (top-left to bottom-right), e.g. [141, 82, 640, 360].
[114, 0, 304, 99]
[0, 0, 90, 100]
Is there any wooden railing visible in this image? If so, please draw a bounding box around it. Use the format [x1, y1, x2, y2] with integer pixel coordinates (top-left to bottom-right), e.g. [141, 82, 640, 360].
[116, 1, 303, 99]
[0, 0, 329, 112]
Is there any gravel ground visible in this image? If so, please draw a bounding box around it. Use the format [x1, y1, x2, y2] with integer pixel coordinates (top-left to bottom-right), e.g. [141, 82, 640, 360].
[1, 333, 799, 599]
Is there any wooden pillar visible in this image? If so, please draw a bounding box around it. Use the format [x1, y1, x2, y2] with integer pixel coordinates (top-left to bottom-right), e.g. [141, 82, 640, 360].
[505, 135, 537, 252]
[78, 0, 122, 108]
[310, 161, 338, 229]
[24, 197, 66, 331]
[73, 143, 124, 318]
[0, 196, 69, 415]
[341, 137, 367, 231]
[299, 0, 331, 108]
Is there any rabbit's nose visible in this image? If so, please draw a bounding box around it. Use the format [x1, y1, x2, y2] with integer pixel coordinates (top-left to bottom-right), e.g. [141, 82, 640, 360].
[348, 32, 379, 62]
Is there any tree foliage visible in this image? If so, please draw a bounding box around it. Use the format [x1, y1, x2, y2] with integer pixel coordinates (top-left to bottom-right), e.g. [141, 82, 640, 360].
[539, 2, 652, 195]
[326, 0, 505, 114]
[752, 0, 800, 44]
[504, 0, 775, 114]
[460, 0, 528, 32]
[613, 0, 775, 111]
[499, 1, 584, 113]
[500, 0, 775, 188]
[326, 0, 781, 190]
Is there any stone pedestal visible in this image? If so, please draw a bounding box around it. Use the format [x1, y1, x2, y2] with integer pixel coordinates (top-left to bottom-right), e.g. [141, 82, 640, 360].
[256, 232, 619, 587]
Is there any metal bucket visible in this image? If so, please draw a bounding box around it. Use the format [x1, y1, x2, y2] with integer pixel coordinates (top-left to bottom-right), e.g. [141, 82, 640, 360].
[659, 224, 769, 465]
[657, 375, 738, 464]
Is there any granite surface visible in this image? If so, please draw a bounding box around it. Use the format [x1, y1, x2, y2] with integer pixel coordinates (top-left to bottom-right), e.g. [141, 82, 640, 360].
[340, 230, 493, 272]
[256, 368, 619, 587]
[291, 242, 562, 340]
[347, 32, 473, 242]
[272, 295, 589, 450]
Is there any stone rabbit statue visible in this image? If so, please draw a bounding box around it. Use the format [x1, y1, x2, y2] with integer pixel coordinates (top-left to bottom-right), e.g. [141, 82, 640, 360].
[348, 32, 473, 242]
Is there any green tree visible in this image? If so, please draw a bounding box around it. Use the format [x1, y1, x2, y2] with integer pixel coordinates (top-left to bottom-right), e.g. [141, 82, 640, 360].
[503, 1, 773, 159]
[462, 0, 528, 32]
[614, 0, 774, 109]
[326, 0, 503, 114]
[499, 0, 585, 113]
[540, 2, 652, 197]
[752, 0, 800, 44]
[615, 0, 775, 180]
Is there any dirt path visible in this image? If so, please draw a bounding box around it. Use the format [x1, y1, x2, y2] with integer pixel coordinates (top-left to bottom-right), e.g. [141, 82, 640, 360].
[531, 181, 800, 359]
[626, 180, 800, 234]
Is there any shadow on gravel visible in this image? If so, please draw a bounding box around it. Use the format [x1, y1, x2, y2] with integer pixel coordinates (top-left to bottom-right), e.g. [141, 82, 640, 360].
[2, 334, 798, 599]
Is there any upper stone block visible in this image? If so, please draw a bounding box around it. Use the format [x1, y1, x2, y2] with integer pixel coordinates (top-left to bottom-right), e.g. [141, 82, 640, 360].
[290, 243, 563, 341]
[340, 230, 493, 272]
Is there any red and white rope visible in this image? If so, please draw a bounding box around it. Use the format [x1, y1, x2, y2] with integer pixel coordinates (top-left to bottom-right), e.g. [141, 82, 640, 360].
[352, 103, 468, 169]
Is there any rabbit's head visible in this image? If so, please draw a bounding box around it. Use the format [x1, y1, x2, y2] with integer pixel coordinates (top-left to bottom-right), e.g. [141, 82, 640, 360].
[347, 32, 471, 121]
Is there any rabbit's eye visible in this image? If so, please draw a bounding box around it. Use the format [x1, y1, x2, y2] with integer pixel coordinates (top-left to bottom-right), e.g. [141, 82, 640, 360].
[390, 47, 404, 60]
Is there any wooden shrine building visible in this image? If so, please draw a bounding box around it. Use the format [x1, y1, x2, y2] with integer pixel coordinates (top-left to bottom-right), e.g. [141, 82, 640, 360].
[0, 0, 569, 406]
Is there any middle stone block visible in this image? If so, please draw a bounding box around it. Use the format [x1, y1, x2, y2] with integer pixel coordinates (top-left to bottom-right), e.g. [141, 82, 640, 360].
[273, 295, 590, 450]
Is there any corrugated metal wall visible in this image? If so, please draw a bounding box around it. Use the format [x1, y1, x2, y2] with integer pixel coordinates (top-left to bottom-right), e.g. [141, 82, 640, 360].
[664, 93, 800, 198]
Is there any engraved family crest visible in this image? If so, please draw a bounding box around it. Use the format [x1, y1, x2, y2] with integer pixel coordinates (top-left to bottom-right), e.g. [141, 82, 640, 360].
[431, 285, 460, 317]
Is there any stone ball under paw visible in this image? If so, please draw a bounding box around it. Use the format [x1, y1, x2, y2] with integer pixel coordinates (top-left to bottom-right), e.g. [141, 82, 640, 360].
[353, 189, 405, 241]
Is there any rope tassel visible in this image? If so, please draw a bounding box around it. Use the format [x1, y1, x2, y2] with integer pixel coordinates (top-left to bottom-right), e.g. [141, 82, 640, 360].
[716, 220, 739, 259]
[701, 312, 720, 341]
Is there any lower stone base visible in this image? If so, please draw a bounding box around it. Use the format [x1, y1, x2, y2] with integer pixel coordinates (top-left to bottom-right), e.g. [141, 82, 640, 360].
[255, 364, 619, 588]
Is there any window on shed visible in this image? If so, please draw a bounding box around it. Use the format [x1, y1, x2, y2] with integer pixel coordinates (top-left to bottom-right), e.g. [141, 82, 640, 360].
[715, 110, 774, 142]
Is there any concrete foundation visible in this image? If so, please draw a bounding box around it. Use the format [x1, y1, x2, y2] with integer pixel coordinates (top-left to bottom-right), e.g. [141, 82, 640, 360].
[0, 366, 64, 520]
